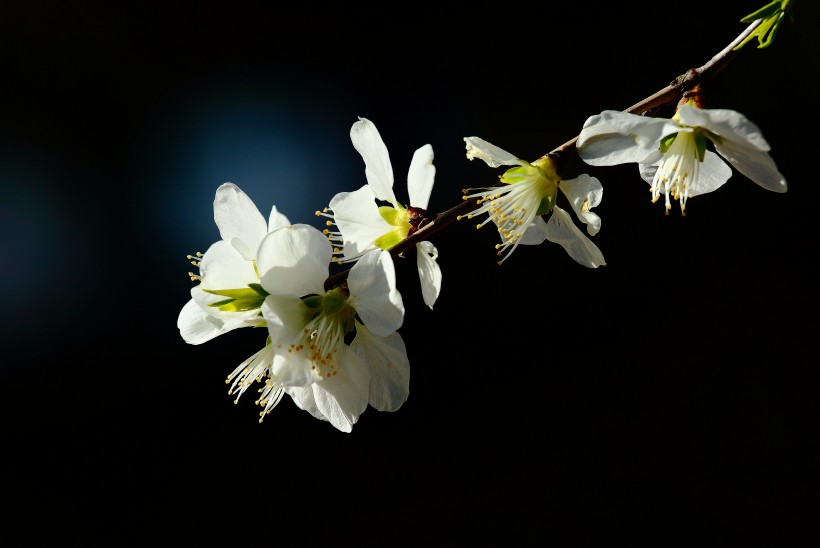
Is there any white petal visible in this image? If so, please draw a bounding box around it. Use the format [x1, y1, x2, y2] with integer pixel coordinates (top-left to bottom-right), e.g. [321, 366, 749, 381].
[415, 241, 441, 310]
[312, 347, 369, 432]
[463, 137, 525, 168]
[272, 352, 316, 388]
[688, 150, 733, 196]
[264, 293, 317, 387]
[350, 117, 396, 204]
[178, 298, 231, 344]
[518, 216, 550, 245]
[351, 323, 410, 412]
[257, 224, 330, 297]
[576, 111, 681, 166]
[715, 141, 787, 193]
[348, 250, 404, 336]
[262, 294, 311, 348]
[544, 207, 606, 268]
[559, 174, 603, 236]
[213, 183, 268, 260]
[676, 105, 770, 151]
[197, 240, 258, 290]
[286, 385, 327, 423]
[268, 204, 291, 232]
[407, 144, 435, 210]
[329, 185, 394, 259]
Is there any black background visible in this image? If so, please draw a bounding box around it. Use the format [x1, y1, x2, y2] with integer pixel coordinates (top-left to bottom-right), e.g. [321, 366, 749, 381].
[2, 1, 818, 545]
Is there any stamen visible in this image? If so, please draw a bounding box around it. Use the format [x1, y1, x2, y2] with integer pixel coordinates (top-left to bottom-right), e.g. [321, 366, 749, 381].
[186, 252, 203, 280]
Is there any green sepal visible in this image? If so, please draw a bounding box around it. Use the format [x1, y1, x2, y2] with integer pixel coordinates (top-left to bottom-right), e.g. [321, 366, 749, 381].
[659, 133, 677, 154]
[500, 165, 531, 185]
[374, 228, 407, 250]
[322, 293, 348, 315]
[213, 297, 265, 312]
[379, 205, 409, 227]
[302, 295, 323, 310]
[202, 287, 259, 299]
[248, 283, 269, 297]
[535, 195, 555, 216]
[694, 134, 709, 163]
[701, 128, 723, 146]
[203, 287, 266, 312]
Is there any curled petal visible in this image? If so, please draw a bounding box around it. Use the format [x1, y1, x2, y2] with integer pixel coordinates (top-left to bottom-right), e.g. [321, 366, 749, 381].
[676, 105, 770, 151]
[577, 111, 680, 166]
[544, 206, 606, 268]
[416, 240, 442, 310]
[559, 174, 603, 236]
[463, 137, 525, 168]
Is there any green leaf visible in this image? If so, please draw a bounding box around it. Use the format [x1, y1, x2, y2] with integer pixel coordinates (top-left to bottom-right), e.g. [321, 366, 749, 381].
[739, 0, 782, 23]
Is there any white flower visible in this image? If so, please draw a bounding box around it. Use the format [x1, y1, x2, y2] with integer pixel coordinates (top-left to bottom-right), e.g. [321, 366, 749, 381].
[461, 137, 606, 268]
[576, 105, 787, 214]
[177, 183, 290, 344]
[256, 223, 409, 432]
[318, 117, 442, 309]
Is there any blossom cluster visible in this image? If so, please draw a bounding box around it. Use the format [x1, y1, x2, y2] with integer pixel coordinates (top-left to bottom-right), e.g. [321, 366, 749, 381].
[179, 100, 786, 431]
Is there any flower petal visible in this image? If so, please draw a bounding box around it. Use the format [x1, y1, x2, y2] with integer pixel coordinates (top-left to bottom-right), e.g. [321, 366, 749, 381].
[258, 224, 330, 297]
[576, 110, 680, 166]
[286, 385, 327, 423]
[348, 250, 404, 336]
[329, 185, 394, 259]
[463, 137, 525, 168]
[518, 216, 550, 245]
[407, 144, 436, 210]
[688, 150, 734, 196]
[559, 174, 603, 236]
[213, 183, 268, 260]
[351, 323, 410, 412]
[415, 241, 441, 310]
[544, 206, 606, 268]
[350, 117, 396, 204]
[178, 298, 232, 344]
[268, 204, 291, 232]
[262, 294, 311, 348]
[198, 240, 258, 289]
[676, 105, 770, 151]
[311, 347, 369, 432]
[715, 140, 787, 193]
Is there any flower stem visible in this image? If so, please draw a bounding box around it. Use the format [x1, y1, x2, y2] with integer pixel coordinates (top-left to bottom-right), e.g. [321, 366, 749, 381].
[323, 17, 766, 291]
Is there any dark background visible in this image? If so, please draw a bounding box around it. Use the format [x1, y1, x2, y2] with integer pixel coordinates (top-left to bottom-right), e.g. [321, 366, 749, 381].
[2, 1, 818, 545]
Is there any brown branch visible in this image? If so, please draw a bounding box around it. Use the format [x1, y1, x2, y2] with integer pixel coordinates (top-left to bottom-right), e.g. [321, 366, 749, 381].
[323, 17, 764, 291]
